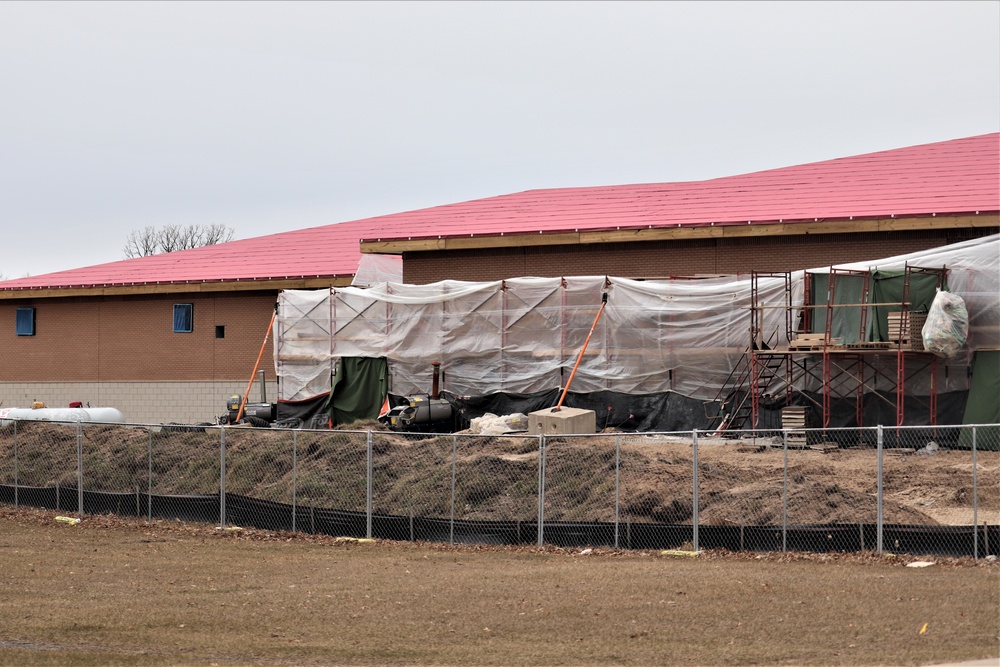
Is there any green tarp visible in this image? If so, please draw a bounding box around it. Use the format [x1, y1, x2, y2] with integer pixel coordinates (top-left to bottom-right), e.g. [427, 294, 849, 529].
[958, 350, 1000, 450]
[810, 270, 945, 343]
[324, 357, 388, 426]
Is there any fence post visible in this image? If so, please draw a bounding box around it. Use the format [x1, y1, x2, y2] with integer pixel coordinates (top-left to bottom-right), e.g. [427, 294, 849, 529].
[147, 427, 153, 524]
[366, 430, 373, 540]
[13, 421, 18, 509]
[876, 424, 883, 554]
[972, 425, 978, 561]
[692, 430, 699, 553]
[450, 434, 457, 546]
[614, 434, 621, 550]
[219, 427, 227, 529]
[76, 422, 83, 518]
[537, 435, 546, 548]
[292, 430, 297, 535]
[782, 429, 788, 553]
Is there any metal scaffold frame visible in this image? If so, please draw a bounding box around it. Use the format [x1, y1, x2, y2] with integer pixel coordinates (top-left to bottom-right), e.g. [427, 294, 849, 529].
[742, 265, 947, 430]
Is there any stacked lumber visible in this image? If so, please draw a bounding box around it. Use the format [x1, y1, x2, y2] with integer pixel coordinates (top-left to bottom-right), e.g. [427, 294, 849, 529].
[886, 311, 927, 350]
[788, 333, 842, 351]
[781, 406, 808, 447]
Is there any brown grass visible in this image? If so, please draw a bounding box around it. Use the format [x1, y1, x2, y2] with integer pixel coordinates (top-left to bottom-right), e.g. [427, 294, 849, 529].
[0, 506, 997, 667]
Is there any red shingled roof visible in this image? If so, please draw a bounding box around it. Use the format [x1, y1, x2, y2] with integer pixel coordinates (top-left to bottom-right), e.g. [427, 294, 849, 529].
[2, 132, 996, 292]
[357, 132, 999, 242]
[0, 218, 392, 291]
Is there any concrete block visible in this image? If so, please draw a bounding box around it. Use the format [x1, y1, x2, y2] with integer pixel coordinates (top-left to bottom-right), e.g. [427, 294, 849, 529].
[528, 407, 597, 435]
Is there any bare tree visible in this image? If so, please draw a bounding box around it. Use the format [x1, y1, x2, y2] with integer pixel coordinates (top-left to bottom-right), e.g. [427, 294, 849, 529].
[200, 223, 235, 247]
[123, 226, 161, 259]
[159, 225, 188, 253]
[123, 224, 236, 258]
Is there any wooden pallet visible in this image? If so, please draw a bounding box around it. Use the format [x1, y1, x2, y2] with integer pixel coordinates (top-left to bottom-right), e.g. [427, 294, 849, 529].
[809, 443, 838, 454]
[781, 407, 808, 428]
[782, 406, 809, 447]
[887, 312, 926, 350]
[788, 333, 842, 351]
[786, 432, 808, 447]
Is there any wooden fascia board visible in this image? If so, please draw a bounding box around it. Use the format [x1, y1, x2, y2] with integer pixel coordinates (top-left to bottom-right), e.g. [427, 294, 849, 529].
[359, 214, 999, 253]
[0, 277, 354, 301]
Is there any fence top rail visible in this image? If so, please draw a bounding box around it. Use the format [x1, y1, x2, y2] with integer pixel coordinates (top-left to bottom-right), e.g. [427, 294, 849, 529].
[3, 419, 998, 438]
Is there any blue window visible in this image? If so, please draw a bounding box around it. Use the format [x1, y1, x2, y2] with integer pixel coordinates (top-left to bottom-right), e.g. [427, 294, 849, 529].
[173, 304, 194, 333]
[15, 308, 35, 336]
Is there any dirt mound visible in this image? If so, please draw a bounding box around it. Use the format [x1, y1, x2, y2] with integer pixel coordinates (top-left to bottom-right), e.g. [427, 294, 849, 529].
[2, 422, 998, 526]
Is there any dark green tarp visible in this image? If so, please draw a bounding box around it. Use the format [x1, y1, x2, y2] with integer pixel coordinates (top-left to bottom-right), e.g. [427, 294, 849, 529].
[810, 270, 945, 343]
[869, 270, 944, 342]
[810, 273, 867, 343]
[958, 350, 1000, 450]
[326, 357, 388, 426]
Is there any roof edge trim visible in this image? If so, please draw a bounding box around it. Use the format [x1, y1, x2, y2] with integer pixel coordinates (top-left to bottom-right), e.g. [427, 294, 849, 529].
[359, 214, 999, 254]
[0, 277, 355, 300]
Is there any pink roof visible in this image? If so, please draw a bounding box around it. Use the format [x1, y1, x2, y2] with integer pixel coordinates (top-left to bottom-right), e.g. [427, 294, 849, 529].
[3, 132, 996, 292]
[357, 132, 999, 242]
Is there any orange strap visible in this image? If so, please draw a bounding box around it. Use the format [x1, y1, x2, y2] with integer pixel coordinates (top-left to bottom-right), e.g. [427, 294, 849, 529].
[554, 294, 607, 411]
[236, 308, 278, 423]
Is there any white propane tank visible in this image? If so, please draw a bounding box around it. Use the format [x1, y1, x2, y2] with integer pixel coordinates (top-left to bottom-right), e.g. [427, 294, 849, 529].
[0, 407, 125, 425]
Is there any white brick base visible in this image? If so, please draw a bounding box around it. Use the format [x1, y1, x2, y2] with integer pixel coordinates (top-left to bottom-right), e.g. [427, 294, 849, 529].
[0, 381, 280, 425]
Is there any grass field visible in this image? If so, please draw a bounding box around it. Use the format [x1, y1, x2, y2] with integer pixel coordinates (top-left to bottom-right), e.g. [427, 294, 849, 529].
[0, 506, 997, 667]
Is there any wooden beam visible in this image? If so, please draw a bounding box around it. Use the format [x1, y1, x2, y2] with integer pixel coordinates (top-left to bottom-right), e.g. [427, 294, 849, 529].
[358, 214, 998, 254]
[0, 277, 354, 301]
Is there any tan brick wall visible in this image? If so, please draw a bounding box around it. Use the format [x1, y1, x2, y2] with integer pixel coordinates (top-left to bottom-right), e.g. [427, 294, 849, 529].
[402, 228, 998, 283]
[0, 292, 277, 383]
[0, 381, 279, 425]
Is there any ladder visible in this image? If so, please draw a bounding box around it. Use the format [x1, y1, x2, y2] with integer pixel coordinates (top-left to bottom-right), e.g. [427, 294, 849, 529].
[709, 327, 785, 433]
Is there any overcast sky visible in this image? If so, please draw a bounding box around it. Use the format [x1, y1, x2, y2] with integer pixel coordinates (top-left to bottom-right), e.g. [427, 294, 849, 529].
[1, 1, 997, 279]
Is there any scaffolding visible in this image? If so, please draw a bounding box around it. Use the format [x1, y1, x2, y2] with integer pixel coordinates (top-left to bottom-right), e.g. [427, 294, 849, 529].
[728, 265, 948, 430]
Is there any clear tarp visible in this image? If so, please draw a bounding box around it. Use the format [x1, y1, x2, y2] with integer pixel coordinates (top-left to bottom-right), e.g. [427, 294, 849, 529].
[275, 234, 1000, 403]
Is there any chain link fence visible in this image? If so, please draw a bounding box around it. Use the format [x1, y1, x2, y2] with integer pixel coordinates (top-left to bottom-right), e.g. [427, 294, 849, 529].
[1, 420, 998, 558]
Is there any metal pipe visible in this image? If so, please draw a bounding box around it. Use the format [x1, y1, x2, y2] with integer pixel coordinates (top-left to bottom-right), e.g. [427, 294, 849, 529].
[431, 362, 441, 399]
[220, 428, 227, 529]
[876, 425, 884, 554]
[614, 434, 621, 550]
[692, 429, 699, 553]
[973, 426, 978, 560]
[366, 431, 373, 539]
[782, 430, 788, 553]
[292, 430, 298, 535]
[77, 423, 83, 518]
[147, 427, 152, 524]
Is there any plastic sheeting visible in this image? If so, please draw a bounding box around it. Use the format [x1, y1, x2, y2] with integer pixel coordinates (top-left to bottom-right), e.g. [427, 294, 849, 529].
[922, 289, 969, 358]
[351, 254, 403, 287]
[276, 275, 796, 402]
[275, 234, 1000, 404]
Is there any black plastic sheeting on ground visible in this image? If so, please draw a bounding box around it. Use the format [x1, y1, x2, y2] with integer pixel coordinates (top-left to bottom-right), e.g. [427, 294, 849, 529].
[3, 486, 996, 558]
[444, 389, 723, 432]
[442, 389, 970, 433]
[272, 387, 968, 434]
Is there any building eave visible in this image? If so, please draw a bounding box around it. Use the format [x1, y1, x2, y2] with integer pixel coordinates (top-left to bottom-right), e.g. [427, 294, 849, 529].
[0, 276, 355, 301]
[359, 213, 999, 254]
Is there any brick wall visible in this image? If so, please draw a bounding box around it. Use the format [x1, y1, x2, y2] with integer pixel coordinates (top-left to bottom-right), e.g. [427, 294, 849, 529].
[0, 292, 278, 383]
[402, 228, 998, 284]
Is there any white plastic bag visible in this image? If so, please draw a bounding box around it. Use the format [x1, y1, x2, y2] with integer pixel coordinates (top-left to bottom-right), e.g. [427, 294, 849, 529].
[921, 289, 968, 358]
[468, 412, 529, 434]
